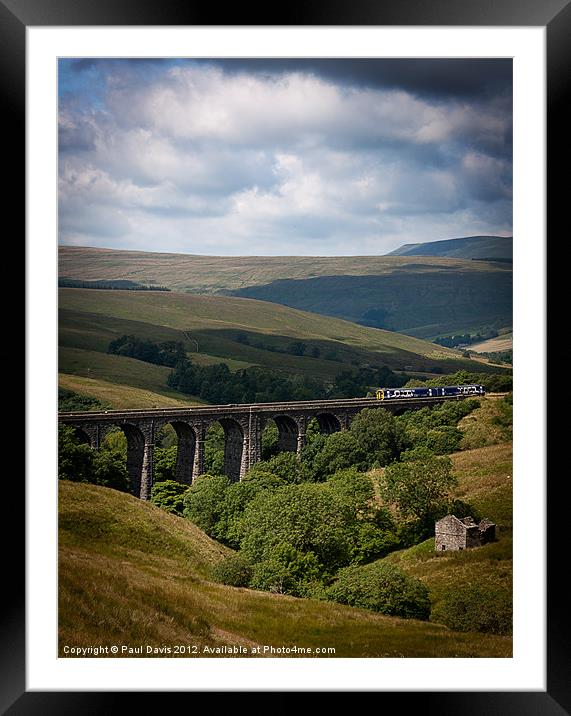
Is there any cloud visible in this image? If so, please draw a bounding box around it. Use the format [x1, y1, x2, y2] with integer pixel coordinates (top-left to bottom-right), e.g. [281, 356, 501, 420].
[58, 59, 512, 255]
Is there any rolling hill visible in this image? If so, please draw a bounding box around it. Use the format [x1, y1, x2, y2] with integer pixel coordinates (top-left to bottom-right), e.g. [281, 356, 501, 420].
[59, 287, 502, 407]
[59, 479, 511, 657]
[59, 246, 512, 339]
[387, 235, 513, 261]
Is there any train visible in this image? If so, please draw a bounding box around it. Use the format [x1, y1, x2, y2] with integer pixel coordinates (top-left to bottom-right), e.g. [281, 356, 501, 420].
[374, 384, 485, 400]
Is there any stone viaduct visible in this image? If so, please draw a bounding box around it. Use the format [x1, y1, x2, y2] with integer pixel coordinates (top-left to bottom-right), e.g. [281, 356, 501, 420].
[58, 395, 468, 500]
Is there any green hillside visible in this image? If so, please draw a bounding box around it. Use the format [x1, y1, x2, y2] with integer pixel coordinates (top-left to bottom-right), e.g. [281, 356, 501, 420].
[387, 235, 512, 260]
[383, 442, 512, 600]
[233, 271, 511, 338]
[59, 480, 511, 657]
[59, 289, 496, 402]
[59, 246, 512, 339]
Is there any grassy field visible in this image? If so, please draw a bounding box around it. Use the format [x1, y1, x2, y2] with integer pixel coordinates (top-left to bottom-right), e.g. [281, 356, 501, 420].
[387, 235, 512, 260]
[59, 480, 512, 657]
[59, 288, 499, 378]
[380, 441, 512, 620]
[60, 245, 511, 293]
[59, 246, 512, 338]
[469, 333, 513, 353]
[458, 394, 513, 450]
[59, 373, 202, 409]
[59, 346, 184, 395]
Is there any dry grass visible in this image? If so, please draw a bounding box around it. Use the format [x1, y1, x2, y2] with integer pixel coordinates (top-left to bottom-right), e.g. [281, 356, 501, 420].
[59, 373, 201, 409]
[452, 442, 513, 529]
[459, 395, 513, 450]
[59, 246, 510, 294]
[470, 333, 513, 353]
[59, 481, 511, 658]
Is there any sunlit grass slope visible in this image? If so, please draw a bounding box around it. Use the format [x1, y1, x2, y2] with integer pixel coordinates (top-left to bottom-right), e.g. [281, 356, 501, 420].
[59, 481, 511, 658]
[58, 374, 202, 410]
[59, 288, 493, 379]
[383, 442, 512, 618]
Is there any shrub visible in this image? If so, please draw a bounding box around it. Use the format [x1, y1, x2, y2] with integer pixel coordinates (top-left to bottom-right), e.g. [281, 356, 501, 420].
[425, 426, 463, 454]
[58, 425, 94, 483]
[151, 480, 189, 516]
[249, 544, 323, 596]
[431, 585, 512, 635]
[381, 455, 457, 524]
[211, 554, 253, 588]
[327, 561, 431, 619]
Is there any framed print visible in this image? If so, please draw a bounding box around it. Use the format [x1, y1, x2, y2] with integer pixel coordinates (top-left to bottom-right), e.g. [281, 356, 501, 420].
[8, 0, 563, 710]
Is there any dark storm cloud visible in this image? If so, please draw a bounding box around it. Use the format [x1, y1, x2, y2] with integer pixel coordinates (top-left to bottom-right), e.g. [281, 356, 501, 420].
[202, 58, 512, 100]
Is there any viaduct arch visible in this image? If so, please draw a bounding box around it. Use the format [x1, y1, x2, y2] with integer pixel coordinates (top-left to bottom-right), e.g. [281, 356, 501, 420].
[59, 394, 469, 500]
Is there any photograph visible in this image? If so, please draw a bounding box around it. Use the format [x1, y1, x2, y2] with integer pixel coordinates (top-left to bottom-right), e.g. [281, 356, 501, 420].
[12, 7, 561, 706]
[56, 56, 515, 660]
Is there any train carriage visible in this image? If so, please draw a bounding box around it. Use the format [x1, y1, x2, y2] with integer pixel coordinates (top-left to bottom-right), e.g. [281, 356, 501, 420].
[375, 384, 485, 400]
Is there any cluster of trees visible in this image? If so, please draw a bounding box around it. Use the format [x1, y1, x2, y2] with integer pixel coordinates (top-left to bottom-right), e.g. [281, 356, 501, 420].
[167, 362, 326, 404]
[173, 447, 461, 616]
[434, 328, 499, 348]
[59, 278, 170, 291]
[108, 335, 187, 367]
[58, 425, 130, 492]
[404, 370, 512, 393]
[147, 403, 483, 619]
[397, 399, 481, 458]
[59, 388, 109, 413]
[479, 349, 513, 365]
[235, 333, 326, 359]
[167, 358, 407, 405]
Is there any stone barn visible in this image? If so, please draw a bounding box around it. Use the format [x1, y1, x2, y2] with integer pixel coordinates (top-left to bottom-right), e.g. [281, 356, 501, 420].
[435, 515, 496, 552]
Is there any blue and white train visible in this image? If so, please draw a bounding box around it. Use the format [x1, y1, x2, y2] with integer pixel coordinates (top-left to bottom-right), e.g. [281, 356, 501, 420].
[374, 384, 485, 401]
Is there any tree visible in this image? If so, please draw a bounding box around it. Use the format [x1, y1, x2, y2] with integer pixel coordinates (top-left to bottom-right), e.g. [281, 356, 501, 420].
[305, 409, 403, 480]
[183, 474, 230, 534]
[239, 484, 353, 574]
[58, 425, 94, 482]
[151, 480, 189, 516]
[101, 429, 127, 456]
[249, 544, 322, 596]
[92, 450, 130, 492]
[287, 341, 306, 356]
[245, 452, 305, 484]
[261, 421, 279, 460]
[307, 430, 367, 480]
[349, 408, 404, 467]
[204, 423, 225, 475]
[380, 455, 457, 537]
[325, 469, 400, 563]
[326, 561, 430, 619]
[154, 445, 178, 482]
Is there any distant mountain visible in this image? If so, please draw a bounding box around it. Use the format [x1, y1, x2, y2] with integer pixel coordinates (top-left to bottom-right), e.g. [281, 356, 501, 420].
[387, 235, 512, 261]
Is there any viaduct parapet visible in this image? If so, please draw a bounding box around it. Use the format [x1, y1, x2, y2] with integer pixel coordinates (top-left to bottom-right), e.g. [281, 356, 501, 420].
[59, 395, 467, 500]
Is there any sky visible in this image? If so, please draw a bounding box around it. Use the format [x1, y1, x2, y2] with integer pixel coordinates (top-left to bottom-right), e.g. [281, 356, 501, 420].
[58, 58, 512, 256]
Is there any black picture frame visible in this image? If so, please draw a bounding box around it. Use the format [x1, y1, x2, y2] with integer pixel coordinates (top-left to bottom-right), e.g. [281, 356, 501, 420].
[8, 0, 562, 711]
